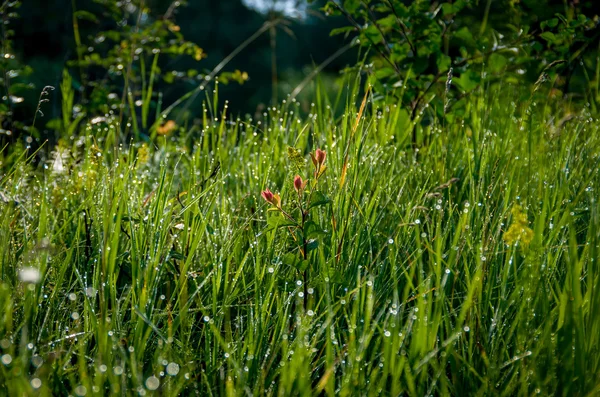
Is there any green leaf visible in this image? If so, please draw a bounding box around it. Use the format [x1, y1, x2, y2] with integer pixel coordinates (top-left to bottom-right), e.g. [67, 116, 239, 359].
[541, 18, 559, 29]
[267, 214, 296, 230]
[488, 53, 507, 74]
[377, 15, 396, 29]
[330, 26, 355, 37]
[45, 118, 62, 131]
[441, 3, 455, 16]
[454, 70, 480, 92]
[343, 0, 360, 13]
[454, 27, 476, 48]
[327, 268, 344, 284]
[282, 253, 309, 271]
[304, 221, 327, 239]
[306, 239, 319, 252]
[74, 10, 99, 23]
[308, 191, 331, 209]
[540, 32, 556, 43]
[436, 54, 451, 72]
[374, 67, 396, 80]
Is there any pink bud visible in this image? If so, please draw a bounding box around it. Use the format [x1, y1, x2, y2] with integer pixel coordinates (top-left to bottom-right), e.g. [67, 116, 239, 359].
[294, 175, 305, 192]
[261, 188, 274, 203]
[261, 188, 281, 207]
[315, 149, 326, 165]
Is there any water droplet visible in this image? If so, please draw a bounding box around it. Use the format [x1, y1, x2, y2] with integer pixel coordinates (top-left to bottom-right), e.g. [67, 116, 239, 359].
[18, 267, 41, 283]
[74, 385, 87, 396]
[145, 376, 160, 390]
[166, 362, 180, 376]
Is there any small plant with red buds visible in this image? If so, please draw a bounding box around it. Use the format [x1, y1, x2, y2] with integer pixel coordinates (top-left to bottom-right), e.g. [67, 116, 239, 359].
[260, 146, 331, 309]
[310, 148, 327, 179]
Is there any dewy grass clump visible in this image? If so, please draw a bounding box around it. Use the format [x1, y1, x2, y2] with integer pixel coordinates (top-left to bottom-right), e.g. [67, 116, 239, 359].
[1, 82, 600, 396]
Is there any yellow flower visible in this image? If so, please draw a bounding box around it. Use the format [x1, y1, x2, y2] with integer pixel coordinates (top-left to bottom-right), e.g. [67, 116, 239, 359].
[503, 205, 534, 247]
[138, 143, 150, 164]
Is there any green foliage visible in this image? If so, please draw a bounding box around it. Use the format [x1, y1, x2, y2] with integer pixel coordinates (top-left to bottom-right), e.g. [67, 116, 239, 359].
[66, 0, 210, 136]
[322, 0, 599, 129]
[1, 71, 600, 395]
[1, 1, 600, 395]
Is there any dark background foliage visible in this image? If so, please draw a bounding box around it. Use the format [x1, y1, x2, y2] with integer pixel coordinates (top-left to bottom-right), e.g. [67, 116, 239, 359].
[0, 0, 598, 142]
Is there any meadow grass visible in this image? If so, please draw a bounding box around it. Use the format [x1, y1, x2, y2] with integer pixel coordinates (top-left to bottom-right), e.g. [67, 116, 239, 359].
[1, 78, 599, 396]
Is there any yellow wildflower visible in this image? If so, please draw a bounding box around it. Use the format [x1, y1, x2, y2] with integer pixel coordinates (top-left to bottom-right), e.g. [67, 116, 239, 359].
[503, 205, 534, 247]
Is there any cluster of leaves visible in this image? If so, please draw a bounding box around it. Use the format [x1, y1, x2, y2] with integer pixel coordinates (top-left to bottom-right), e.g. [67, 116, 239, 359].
[2, 0, 251, 143]
[64, 0, 210, 136]
[321, 0, 599, 132]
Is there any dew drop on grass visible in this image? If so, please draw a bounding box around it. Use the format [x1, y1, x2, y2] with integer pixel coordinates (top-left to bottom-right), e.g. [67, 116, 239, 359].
[166, 362, 180, 376]
[31, 378, 42, 389]
[32, 355, 43, 368]
[145, 376, 160, 390]
[388, 238, 394, 244]
[74, 385, 87, 396]
[1, 354, 12, 365]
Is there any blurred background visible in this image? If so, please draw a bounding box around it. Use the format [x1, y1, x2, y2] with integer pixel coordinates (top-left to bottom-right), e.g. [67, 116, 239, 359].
[1, 0, 598, 141]
[5, 0, 355, 120]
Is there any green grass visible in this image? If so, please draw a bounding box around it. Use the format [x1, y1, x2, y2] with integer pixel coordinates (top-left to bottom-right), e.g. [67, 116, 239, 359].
[1, 78, 599, 396]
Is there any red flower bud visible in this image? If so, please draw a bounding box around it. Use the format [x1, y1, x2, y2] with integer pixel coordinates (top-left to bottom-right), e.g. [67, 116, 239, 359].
[261, 188, 273, 203]
[261, 189, 273, 203]
[262, 188, 281, 207]
[315, 148, 326, 165]
[294, 175, 305, 192]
